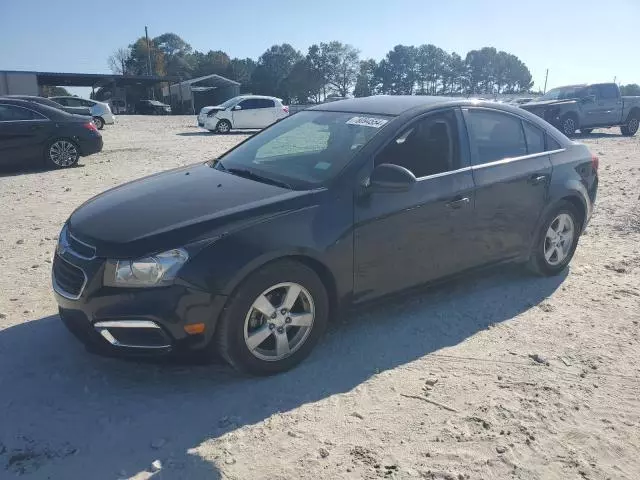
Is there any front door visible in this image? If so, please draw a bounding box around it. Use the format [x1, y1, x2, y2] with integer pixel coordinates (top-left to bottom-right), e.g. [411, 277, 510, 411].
[463, 108, 552, 263]
[233, 99, 259, 128]
[0, 104, 50, 165]
[354, 109, 475, 302]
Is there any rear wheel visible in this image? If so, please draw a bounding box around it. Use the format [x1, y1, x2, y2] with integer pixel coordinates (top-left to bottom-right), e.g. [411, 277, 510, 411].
[620, 115, 639, 137]
[216, 119, 232, 134]
[528, 201, 581, 276]
[214, 260, 328, 375]
[92, 116, 104, 130]
[46, 139, 80, 169]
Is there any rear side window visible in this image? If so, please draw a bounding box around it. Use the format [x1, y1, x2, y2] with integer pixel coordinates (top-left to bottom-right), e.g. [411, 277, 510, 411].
[546, 135, 562, 150]
[597, 84, 618, 99]
[523, 121, 545, 154]
[255, 99, 275, 109]
[466, 110, 527, 165]
[0, 105, 45, 121]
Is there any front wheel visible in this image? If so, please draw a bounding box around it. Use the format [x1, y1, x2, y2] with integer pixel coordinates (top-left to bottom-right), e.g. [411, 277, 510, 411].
[560, 115, 578, 137]
[214, 260, 329, 375]
[620, 116, 639, 137]
[46, 139, 80, 169]
[92, 116, 104, 130]
[528, 201, 581, 276]
[215, 119, 232, 134]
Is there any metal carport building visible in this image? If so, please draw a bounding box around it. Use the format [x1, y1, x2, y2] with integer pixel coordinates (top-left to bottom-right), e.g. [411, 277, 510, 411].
[164, 74, 240, 114]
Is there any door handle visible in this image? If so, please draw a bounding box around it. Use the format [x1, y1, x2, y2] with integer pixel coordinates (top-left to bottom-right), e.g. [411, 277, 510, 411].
[445, 197, 470, 209]
[529, 174, 547, 185]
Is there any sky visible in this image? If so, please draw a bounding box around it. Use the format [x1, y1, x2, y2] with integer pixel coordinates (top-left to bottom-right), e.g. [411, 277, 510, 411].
[2, 0, 639, 96]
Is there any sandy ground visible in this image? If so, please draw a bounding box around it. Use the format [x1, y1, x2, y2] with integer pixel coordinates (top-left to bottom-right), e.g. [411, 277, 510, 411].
[0, 116, 639, 480]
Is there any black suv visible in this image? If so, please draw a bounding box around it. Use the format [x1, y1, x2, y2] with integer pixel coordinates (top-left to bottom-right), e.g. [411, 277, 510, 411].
[135, 100, 172, 115]
[52, 96, 598, 375]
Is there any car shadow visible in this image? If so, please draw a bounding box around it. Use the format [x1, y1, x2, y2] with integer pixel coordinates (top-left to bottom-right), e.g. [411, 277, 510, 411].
[0, 163, 86, 178]
[0, 266, 566, 478]
[576, 131, 625, 139]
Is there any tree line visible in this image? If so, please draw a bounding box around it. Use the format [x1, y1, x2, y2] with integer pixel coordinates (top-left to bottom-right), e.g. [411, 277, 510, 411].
[108, 33, 640, 104]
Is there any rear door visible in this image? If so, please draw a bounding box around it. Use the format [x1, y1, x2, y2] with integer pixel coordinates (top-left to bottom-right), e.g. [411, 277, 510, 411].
[463, 108, 553, 263]
[354, 108, 476, 301]
[0, 104, 51, 164]
[254, 98, 277, 127]
[233, 99, 259, 128]
[595, 84, 623, 125]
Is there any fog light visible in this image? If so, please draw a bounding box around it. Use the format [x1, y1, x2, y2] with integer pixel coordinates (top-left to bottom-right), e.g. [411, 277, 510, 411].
[184, 323, 205, 335]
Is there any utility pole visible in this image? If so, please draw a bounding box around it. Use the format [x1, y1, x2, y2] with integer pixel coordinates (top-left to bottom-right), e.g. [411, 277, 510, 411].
[613, 76, 617, 84]
[145, 26, 155, 99]
[543, 69, 549, 94]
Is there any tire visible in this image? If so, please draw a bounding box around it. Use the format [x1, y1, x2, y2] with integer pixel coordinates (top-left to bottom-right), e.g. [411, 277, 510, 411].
[45, 139, 80, 169]
[620, 115, 639, 137]
[580, 128, 593, 135]
[528, 201, 581, 276]
[214, 260, 329, 375]
[560, 115, 578, 137]
[92, 116, 104, 130]
[215, 119, 232, 134]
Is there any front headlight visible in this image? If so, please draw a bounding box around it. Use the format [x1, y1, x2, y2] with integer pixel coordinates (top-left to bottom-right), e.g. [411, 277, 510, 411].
[104, 248, 189, 287]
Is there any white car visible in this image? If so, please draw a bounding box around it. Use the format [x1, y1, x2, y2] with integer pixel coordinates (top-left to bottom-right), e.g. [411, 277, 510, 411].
[50, 96, 116, 130]
[200, 95, 288, 133]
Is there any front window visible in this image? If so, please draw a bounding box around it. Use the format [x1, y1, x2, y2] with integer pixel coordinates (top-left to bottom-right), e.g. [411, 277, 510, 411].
[538, 86, 587, 101]
[214, 110, 391, 188]
[219, 97, 243, 109]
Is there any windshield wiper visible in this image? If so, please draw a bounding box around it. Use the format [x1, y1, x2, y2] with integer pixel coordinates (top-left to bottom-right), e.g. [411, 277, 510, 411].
[224, 167, 293, 190]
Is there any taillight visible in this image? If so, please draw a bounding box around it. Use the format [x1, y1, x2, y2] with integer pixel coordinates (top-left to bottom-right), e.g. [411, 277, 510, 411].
[591, 154, 599, 172]
[283, 106, 289, 114]
[84, 122, 98, 132]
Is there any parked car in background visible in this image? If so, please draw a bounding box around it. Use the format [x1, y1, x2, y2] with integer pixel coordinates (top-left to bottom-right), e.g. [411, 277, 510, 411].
[50, 96, 116, 130]
[511, 97, 534, 105]
[135, 100, 172, 115]
[53, 96, 597, 375]
[0, 97, 102, 169]
[202, 95, 288, 133]
[110, 99, 127, 115]
[520, 83, 640, 137]
[6, 95, 92, 117]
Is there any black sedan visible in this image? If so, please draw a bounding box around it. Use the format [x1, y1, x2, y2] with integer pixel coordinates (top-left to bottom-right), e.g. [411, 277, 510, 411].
[0, 98, 102, 169]
[52, 96, 598, 375]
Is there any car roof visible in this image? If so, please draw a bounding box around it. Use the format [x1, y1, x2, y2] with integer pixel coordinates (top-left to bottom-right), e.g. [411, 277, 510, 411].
[0, 97, 68, 118]
[237, 95, 281, 101]
[308, 95, 528, 116]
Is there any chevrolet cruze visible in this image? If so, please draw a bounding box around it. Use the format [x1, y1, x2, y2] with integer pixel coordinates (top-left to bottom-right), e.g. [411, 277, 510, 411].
[52, 96, 598, 375]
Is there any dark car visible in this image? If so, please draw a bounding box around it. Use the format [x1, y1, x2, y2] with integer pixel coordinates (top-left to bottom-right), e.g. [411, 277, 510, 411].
[135, 100, 172, 115]
[52, 96, 598, 375]
[5, 95, 92, 117]
[520, 83, 640, 137]
[0, 98, 103, 169]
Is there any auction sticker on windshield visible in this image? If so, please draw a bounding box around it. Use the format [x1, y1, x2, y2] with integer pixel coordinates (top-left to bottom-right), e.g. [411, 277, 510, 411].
[346, 116, 388, 128]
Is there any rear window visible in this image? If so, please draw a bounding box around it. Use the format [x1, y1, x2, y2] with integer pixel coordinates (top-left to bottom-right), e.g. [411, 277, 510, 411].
[523, 121, 545, 154]
[466, 109, 527, 165]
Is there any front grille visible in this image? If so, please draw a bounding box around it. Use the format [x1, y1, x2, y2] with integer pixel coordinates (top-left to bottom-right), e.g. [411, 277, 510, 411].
[53, 256, 86, 298]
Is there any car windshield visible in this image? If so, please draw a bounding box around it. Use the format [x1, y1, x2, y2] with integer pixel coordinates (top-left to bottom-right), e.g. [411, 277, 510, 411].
[213, 110, 392, 188]
[218, 97, 243, 108]
[538, 87, 586, 101]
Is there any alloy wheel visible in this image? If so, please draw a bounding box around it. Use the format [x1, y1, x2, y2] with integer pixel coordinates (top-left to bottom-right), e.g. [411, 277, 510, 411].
[628, 117, 639, 135]
[563, 118, 576, 136]
[217, 121, 230, 133]
[243, 282, 315, 362]
[49, 140, 79, 167]
[544, 213, 575, 266]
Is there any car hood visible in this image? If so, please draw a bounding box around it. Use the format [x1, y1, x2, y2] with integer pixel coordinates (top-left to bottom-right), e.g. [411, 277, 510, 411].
[521, 99, 577, 108]
[68, 163, 315, 258]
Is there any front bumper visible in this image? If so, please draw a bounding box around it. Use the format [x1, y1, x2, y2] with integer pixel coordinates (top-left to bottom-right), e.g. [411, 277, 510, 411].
[53, 250, 227, 357]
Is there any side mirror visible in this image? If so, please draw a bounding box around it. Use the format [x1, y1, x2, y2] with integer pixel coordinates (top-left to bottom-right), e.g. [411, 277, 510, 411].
[367, 164, 416, 193]
[233, 105, 242, 110]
